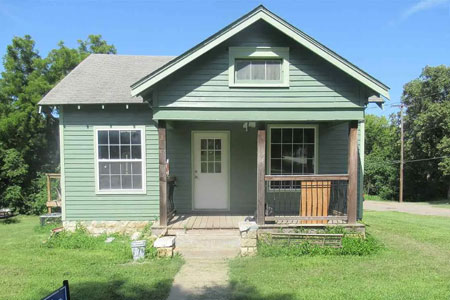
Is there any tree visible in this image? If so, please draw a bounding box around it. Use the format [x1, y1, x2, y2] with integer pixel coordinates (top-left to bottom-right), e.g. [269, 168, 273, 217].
[364, 114, 400, 200]
[402, 65, 450, 199]
[0, 34, 116, 213]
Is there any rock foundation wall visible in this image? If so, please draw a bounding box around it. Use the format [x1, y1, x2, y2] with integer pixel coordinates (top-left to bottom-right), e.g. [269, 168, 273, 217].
[63, 221, 150, 236]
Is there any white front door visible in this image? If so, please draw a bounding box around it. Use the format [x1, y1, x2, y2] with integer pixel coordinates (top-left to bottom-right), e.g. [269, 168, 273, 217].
[192, 131, 229, 210]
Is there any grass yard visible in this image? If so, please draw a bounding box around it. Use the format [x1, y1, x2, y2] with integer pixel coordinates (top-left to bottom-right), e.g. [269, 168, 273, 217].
[0, 216, 182, 300]
[230, 211, 450, 300]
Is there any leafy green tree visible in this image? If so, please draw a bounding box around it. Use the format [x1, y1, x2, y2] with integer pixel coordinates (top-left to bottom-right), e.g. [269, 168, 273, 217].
[0, 34, 116, 213]
[402, 65, 450, 199]
[364, 114, 400, 200]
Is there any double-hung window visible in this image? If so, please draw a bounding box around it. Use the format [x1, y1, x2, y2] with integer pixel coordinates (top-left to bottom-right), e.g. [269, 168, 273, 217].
[95, 127, 145, 193]
[268, 125, 318, 189]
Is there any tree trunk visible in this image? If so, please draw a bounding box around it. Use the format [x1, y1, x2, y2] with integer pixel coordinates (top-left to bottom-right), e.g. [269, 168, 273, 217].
[447, 184, 450, 200]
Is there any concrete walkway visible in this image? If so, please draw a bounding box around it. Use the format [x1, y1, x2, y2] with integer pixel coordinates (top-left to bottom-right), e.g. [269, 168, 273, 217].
[166, 230, 240, 300]
[364, 200, 450, 217]
[167, 257, 231, 300]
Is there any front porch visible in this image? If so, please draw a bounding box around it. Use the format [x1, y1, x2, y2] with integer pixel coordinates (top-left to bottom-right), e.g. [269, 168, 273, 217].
[157, 120, 361, 228]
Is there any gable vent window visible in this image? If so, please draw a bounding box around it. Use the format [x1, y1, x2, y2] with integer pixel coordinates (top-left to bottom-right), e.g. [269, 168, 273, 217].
[229, 47, 289, 87]
[235, 59, 282, 82]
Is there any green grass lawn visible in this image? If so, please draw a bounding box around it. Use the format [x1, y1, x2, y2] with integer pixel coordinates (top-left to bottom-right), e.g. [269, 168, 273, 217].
[0, 216, 182, 300]
[229, 211, 450, 300]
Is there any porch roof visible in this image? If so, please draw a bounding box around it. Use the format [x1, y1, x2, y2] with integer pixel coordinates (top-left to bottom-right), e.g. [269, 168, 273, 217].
[152, 108, 364, 121]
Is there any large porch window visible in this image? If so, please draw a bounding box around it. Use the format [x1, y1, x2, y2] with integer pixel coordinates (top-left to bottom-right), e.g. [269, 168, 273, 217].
[268, 125, 318, 189]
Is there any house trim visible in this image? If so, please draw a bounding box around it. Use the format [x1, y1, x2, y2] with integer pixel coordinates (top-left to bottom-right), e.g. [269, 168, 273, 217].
[59, 106, 66, 221]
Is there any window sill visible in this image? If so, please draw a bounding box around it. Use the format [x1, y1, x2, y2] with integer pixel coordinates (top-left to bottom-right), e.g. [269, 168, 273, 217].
[229, 82, 289, 88]
[95, 190, 147, 195]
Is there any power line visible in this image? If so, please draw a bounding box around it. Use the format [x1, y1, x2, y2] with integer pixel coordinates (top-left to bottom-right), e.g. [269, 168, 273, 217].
[365, 155, 450, 166]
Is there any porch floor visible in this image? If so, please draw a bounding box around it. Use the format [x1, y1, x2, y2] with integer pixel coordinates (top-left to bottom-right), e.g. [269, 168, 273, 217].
[154, 214, 251, 230]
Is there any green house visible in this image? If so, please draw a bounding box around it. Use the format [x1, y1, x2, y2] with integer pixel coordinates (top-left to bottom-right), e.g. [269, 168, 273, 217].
[38, 6, 389, 233]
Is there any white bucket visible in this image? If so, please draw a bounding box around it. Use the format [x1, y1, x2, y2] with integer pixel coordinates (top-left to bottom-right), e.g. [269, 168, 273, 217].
[131, 240, 147, 261]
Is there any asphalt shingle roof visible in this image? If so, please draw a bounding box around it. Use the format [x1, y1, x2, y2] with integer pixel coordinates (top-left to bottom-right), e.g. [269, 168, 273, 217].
[38, 54, 174, 105]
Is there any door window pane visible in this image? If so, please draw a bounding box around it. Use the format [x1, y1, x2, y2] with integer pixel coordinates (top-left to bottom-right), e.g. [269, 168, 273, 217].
[200, 138, 222, 174]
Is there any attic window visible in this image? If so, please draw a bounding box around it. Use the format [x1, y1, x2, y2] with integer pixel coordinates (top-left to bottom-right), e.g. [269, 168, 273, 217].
[235, 59, 282, 82]
[229, 47, 289, 87]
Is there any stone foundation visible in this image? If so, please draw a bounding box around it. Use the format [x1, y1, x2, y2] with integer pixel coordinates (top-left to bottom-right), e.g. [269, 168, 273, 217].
[239, 221, 259, 256]
[63, 220, 150, 236]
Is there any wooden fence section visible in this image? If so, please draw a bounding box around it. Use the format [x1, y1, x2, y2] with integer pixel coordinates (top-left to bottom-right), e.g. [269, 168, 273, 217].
[264, 175, 349, 224]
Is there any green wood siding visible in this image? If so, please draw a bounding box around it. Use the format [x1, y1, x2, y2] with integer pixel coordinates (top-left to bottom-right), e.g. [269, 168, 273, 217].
[61, 105, 158, 221]
[167, 122, 257, 214]
[151, 21, 373, 120]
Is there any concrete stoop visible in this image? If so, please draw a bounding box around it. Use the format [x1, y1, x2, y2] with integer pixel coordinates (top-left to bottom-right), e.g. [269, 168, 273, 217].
[171, 229, 241, 259]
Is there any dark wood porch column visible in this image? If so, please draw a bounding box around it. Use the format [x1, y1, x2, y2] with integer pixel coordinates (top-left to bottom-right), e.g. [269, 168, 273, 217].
[158, 121, 168, 227]
[256, 129, 266, 225]
[347, 121, 358, 224]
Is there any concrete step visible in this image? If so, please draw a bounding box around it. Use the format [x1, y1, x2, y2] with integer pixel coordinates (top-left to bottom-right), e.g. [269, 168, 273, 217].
[167, 229, 240, 236]
[174, 247, 240, 259]
[174, 232, 241, 249]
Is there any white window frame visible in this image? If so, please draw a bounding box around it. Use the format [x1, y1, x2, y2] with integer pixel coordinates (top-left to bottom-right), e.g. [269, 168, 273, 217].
[267, 124, 319, 190]
[94, 126, 147, 195]
[228, 47, 290, 87]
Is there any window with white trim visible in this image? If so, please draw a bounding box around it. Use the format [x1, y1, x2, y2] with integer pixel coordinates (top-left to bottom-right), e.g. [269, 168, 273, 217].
[229, 47, 289, 87]
[96, 129, 145, 192]
[269, 126, 317, 189]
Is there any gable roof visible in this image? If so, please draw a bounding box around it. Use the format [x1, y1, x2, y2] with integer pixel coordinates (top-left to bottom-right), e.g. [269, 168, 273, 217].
[130, 5, 390, 99]
[38, 54, 174, 105]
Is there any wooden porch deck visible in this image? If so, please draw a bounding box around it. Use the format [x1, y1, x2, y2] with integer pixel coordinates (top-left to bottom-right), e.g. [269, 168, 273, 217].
[154, 214, 251, 229]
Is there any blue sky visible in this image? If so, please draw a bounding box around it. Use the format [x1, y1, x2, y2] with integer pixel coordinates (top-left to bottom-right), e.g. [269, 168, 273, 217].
[0, 0, 449, 117]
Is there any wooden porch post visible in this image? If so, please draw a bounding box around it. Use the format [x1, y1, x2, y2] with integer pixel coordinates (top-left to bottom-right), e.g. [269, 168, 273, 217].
[347, 121, 358, 224]
[256, 129, 266, 225]
[158, 121, 168, 227]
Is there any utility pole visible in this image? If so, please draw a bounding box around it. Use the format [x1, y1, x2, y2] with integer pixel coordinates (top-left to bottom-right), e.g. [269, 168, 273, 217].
[399, 103, 404, 203]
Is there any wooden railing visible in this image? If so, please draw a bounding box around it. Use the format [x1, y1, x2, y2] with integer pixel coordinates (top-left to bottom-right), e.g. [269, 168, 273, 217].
[263, 174, 349, 224]
[46, 173, 61, 213]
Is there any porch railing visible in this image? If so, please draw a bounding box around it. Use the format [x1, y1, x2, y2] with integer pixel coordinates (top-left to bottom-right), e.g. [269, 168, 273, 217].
[263, 174, 349, 224]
